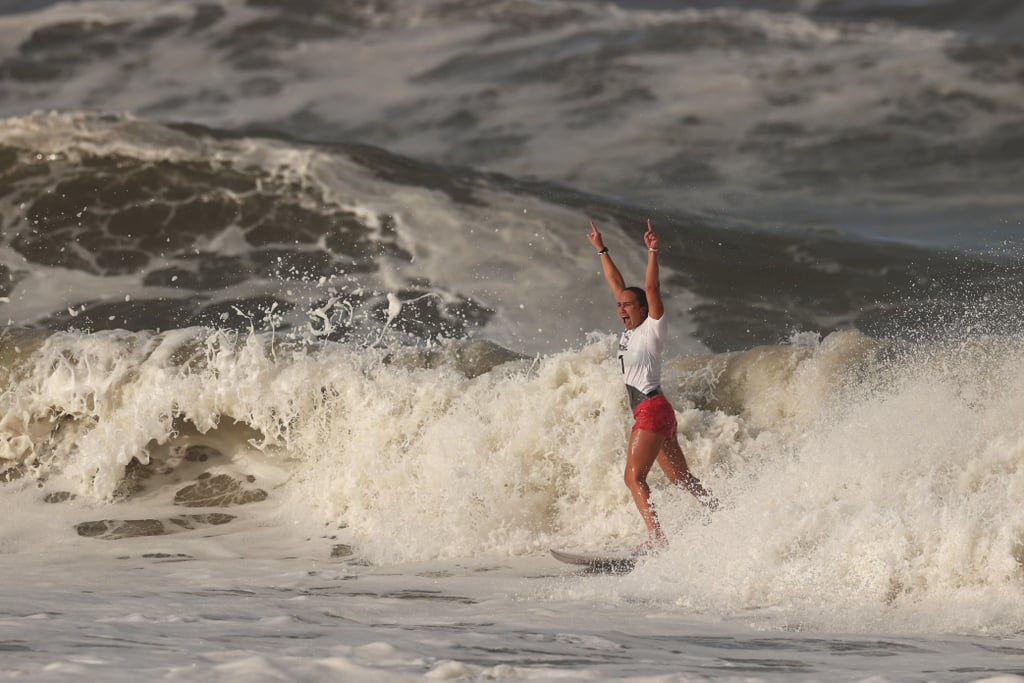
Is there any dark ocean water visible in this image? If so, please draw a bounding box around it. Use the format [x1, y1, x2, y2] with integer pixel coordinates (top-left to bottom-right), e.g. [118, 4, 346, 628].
[1, 0, 1023, 354]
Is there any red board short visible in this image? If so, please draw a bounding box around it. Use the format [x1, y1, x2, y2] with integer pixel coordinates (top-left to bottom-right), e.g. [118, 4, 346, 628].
[631, 394, 677, 441]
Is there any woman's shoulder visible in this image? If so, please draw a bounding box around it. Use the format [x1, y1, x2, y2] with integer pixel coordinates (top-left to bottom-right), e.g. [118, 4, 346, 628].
[644, 312, 667, 325]
[640, 314, 667, 334]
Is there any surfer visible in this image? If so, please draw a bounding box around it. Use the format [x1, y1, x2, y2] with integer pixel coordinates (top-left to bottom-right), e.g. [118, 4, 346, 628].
[587, 219, 717, 554]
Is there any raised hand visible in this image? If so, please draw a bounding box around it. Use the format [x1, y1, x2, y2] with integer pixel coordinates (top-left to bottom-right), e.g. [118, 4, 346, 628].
[643, 219, 659, 252]
[587, 220, 606, 252]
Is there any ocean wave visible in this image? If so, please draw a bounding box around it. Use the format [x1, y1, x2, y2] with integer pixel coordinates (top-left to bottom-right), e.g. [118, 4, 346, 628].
[1, 1, 1021, 248]
[4, 111, 1024, 357]
[3, 325, 1024, 620]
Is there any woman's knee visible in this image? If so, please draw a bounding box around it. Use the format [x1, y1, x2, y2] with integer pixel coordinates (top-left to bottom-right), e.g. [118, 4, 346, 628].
[623, 465, 647, 490]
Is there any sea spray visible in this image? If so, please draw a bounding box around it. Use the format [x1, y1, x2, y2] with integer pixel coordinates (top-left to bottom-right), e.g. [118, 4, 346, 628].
[0, 327, 640, 559]
[6, 321, 1024, 608]
[575, 331, 1024, 633]
[0, 325, 880, 561]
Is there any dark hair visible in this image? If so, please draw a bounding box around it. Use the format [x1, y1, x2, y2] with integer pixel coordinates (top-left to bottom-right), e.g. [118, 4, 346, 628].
[625, 286, 648, 311]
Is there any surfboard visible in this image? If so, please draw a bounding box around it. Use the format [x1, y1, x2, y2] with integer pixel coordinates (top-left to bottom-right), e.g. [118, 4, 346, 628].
[550, 548, 636, 573]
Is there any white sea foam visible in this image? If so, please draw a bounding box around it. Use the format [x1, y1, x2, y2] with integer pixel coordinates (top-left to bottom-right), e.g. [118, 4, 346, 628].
[4, 327, 1024, 679]
[3, 324, 1024, 635]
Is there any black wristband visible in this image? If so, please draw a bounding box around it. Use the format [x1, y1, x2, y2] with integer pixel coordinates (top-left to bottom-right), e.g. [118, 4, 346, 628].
[597, 247, 609, 255]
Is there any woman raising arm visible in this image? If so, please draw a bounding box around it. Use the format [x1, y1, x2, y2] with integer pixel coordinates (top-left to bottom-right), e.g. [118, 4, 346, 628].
[587, 219, 717, 554]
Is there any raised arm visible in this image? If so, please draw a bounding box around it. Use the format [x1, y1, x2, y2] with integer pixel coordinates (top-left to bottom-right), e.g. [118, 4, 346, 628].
[587, 220, 625, 297]
[643, 219, 664, 320]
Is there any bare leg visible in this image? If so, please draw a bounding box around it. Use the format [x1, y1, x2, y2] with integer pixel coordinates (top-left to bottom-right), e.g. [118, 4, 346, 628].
[657, 435, 719, 510]
[624, 428, 668, 543]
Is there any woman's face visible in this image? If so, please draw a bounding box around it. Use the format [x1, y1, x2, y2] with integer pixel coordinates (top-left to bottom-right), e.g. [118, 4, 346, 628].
[617, 291, 647, 330]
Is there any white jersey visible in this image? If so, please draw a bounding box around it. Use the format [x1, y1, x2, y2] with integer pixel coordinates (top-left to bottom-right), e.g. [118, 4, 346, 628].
[617, 315, 666, 396]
